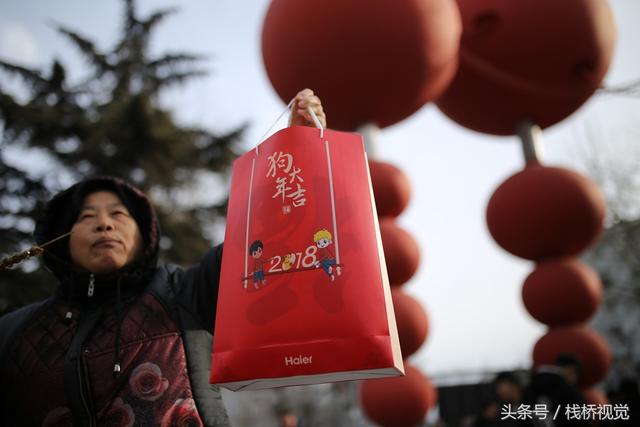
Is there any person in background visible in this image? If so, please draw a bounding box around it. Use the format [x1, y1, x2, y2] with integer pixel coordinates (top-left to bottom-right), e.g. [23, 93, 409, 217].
[522, 353, 585, 427]
[275, 402, 301, 427]
[471, 371, 523, 427]
[606, 377, 639, 427]
[0, 89, 326, 426]
[494, 371, 524, 409]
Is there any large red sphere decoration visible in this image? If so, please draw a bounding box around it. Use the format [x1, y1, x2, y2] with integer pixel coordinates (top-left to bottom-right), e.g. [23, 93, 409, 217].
[392, 289, 430, 358]
[435, 0, 616, 135]
[486, 165, 605, 260]
[427, 377, 439, 409]
[582, 388, 609, 405]
[379, 219, 421, 285]
[370, 160, 412, 219]
[533, 326, 612, 388]
[360, 364, 434, 427]
[523, 258, 603, 326]
[262, 0, 462, 130]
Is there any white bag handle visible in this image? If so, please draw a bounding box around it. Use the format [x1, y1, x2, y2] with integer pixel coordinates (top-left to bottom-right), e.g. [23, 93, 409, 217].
[306, 105, 324, 138]
[258, 95, 324, 145]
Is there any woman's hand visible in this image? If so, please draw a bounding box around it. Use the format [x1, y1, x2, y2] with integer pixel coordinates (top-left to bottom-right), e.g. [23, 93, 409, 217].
[289, 88, 326, 128]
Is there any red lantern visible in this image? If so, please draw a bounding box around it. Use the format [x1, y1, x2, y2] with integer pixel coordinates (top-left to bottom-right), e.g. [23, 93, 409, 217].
[392, 289, 429, 358]
[379, 219, 421, 285]
[486, 165, 605, 260]
[360, 364, 435, 427]
[582, 388, 609, 405]
[523, 258, 603, 326]
[533, 325, 612, 388]
[436, 0, 616, 135]
[370, 160, 412, 219]
[427, 378, 439, 409]
[262, 0, 461, 130]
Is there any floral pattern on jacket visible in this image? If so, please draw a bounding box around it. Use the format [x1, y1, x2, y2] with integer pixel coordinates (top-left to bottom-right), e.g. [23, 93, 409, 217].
[2, 292, 204, 426]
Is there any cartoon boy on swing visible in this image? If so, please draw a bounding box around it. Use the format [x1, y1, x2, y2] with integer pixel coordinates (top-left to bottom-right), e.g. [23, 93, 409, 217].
[249, 240, 270, 288]
[313, 229, 342, 281]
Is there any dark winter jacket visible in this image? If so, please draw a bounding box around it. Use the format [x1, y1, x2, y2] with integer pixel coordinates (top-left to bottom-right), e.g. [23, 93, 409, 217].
[0, 177, 230, 426]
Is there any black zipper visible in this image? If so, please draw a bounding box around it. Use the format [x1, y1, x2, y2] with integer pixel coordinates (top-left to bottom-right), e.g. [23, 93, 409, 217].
[87, 274, 95, 297]
[77, 346, 96, 427]
[64, 306, 103, 426]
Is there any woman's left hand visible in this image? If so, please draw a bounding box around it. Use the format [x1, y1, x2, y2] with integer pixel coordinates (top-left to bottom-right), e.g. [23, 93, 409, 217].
[289, 88, 326, 128]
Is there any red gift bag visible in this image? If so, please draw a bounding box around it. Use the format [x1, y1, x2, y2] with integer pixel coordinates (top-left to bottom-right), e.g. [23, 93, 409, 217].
[210, 125, 404, 390]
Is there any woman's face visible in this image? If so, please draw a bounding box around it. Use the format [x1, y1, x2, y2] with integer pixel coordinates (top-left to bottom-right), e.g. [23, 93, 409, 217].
[69, 191, 143, 273]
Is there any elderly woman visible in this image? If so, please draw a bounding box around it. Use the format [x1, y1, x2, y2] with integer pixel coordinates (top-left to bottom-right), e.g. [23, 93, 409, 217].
[0, 89, 326, 426]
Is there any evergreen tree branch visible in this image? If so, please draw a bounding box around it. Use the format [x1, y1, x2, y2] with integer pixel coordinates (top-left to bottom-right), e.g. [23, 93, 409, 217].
[141, 9, 178, 33]
[0, 0, 245, 314]
[598, 78, 640, 96]
[0, 60, 48, 92]
[147, 70, 209, 91]
[54, 26, 111, 73]
[147, 53, 206, 72]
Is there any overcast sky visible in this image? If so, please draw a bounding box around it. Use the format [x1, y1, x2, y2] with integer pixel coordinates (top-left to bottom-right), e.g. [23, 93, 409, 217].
[1, 0, 639, 382]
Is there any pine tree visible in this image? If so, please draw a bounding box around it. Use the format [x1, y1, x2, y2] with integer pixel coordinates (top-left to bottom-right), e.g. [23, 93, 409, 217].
[0, 0, 244, 314]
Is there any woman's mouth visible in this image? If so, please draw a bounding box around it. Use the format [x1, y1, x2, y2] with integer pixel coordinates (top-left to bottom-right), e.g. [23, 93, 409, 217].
[92, 238, 121, 248]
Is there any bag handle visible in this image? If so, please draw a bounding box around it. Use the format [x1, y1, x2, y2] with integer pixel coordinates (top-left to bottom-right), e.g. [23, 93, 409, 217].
[306, 105, 324, 138]
[257, 95, 325, 146]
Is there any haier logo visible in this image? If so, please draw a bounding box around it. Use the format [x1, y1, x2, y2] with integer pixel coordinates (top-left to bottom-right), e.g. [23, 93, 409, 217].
[285, 355, 313, 366]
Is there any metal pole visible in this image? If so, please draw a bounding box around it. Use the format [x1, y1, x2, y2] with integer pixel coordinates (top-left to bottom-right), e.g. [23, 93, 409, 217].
[357, 122, 381, 159]
[515, 120, 544, 165]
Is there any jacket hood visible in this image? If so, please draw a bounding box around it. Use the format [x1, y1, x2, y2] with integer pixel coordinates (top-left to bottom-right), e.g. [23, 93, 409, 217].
[34, 176, 160, 286]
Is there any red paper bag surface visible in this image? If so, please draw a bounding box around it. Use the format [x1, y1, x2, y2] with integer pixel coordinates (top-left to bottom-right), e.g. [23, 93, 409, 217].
[210, 126, 403, 390]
